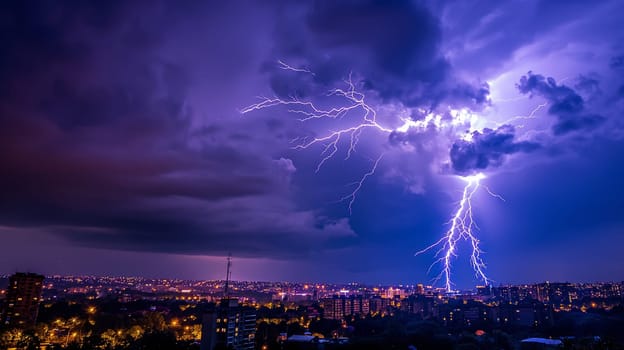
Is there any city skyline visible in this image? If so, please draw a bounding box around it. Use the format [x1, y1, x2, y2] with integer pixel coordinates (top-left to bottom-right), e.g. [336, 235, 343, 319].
[3, 271, 622, 349]
[3, 271, 623, 291]
[1, 1, 624, 289]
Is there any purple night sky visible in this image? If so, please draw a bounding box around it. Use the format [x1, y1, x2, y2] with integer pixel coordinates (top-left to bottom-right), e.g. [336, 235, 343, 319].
[1, 0, 623, 288]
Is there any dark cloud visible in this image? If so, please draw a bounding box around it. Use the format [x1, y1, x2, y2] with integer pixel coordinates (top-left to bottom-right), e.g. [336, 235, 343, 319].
[268, 0, 490, 109]
[610, 55, 624, 100]
[450, 82, 491, 107]
[574, 75, 601, 97]
[306, 0, 441, 76]
[449, 125, 540, 174]
[1, 0, 624, 285]
[517, 72, 605, 135]
[610, 55, 624, 69]
[0, 1, 355, 259]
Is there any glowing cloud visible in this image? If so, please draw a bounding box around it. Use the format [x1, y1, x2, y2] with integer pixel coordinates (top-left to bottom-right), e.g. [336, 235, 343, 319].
[243, 61, 514, 290]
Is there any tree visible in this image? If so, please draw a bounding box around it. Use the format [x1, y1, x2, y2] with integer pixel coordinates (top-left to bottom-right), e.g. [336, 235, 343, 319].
[134, 331, 177, 350]
[142, 312, 166, 333]
[15, 330, 41, 350]
[101, 329, 128, 349]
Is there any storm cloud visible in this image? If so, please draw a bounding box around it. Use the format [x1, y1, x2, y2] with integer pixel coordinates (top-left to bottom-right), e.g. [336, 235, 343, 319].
[517, 72, 605, 135]
[449, 125, 540, 174]
[0, 1, 355, 259]
[2, 0, 624, 285]
[267, 0, 491, 110]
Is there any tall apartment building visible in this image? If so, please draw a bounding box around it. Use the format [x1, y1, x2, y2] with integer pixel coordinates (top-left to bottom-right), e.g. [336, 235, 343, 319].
[321, 295, 370, 320]
[200, 298, 256, 350]
[2, 272, 45, 328]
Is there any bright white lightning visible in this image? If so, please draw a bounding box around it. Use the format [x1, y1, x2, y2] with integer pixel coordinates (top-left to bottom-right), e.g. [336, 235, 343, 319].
[243, 61, 507, 290]
[415, 173, 503, 292]
[241, 72, 392, 201]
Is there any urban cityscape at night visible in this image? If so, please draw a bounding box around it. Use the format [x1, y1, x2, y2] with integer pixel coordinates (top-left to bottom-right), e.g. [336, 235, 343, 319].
[2, 0, 624, 349]
[2, 272, 624, 349]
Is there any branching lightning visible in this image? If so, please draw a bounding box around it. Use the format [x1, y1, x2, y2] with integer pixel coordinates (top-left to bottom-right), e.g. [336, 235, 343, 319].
[415, 173, 504, 292]
[277, 59, 315, 76]
[241, 68, 392, 205]
[243, 60, 509, 291]
[339, 153, 384, 215]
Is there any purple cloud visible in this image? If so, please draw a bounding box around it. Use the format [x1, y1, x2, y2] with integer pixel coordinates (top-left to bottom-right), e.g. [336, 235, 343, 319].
[449, 125, 540, 174]
[517, 72, 605, 135]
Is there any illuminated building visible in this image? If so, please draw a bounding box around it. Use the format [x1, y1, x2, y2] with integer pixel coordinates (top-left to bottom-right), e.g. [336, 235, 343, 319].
[368, 295, 391, 315]
[385, 287, 407, 299]
[490, 301, 553, 327]
[535, 282, 575, 306]
[321, 295, 369, 320]
[415, 284, 425, 295]
[2, 272, 44, 328]
[201, 255, 255, 350]
[476, 285, 492, 298]
[401, 295, 434, 318]
[200, 298, 256, 350]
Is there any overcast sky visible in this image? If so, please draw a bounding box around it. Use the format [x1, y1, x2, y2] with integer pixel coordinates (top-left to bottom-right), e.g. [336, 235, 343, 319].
[1, 0, 623, 288]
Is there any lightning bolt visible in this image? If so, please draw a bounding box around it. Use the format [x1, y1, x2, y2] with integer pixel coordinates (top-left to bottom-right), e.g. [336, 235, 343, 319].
[415, 173, 503, 292]
[277, 59, 315, 76]
[339, 153, 384, 215]
[500, 102, 548, 128]
[243, 61, 507, 290]
[241, 70, 392, 210]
